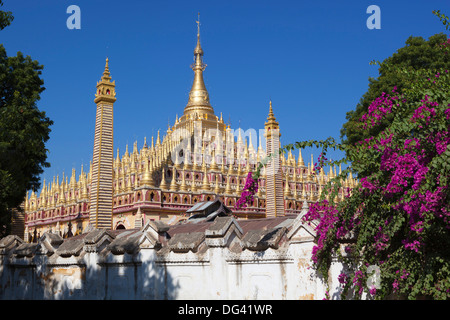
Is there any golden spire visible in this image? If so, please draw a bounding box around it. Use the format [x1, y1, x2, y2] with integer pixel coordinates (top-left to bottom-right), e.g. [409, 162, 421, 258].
[194, 13, 204, 56]
[257, 134, 264, 162]
[81, 178, 88, 199]
[265, 100, 279, 128]
[235, 176, 242, 196]
[143, 137, 148, 149]
[302, 182, 307, 200]
[284, 172, 290, 196]
[102, 58, 112, 82]
[210, 150, 218, 171]
[160, 168, 168, 190]
[192, 171, 198, 192]
[170, 168, 178, 191]
[141, 160, 154, 187]
[184, 13, 214, 118]
[221, 155, 226, 173]
[298, 148, 305, 166]
[126, 175, 133, 192]
[214, 173, 221, 193]
[320, 166, 325, 185]
[202, 165, 211, 192]
[94, 57, 116, 104]
[264, 100, 281, 141]
[257, 184, 263, 199]
[133, 140, 138, 155]
[58, 173, 66, 205]
[156, 130, 161, 146]
[225, 174, 232, 194]
[293, 170, 298, 199]
[180, 170, 188, 192]
[134, 171, 139, 188]
[288, 149, 294, 166]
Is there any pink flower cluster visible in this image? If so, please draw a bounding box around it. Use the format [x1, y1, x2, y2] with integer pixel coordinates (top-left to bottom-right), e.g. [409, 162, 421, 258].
[374, 226, 390, 255]
[401, 239, 422, 253]
[338, 272, 348, 285]
[381, 148, 427, 195]
[410, 95, 438, 127]
[360, 177, 378, 193]
[392, 269, 411, 292]
[313, 152, 328, 173]
[445, 107, 450, 120]
[394, 186, 448, 235]
[302, 200, 339, 264]
[360, 88, 399, 130]
[430, 130, 450, 155]
[234, 172, 259, 210]
[352, 270, 365, 295]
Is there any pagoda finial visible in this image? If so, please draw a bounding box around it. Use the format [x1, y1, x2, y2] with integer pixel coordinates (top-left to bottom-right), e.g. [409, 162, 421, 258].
[184, 13, 214, 117]
[95, 57, 116, 104]
[101, 57, 111, 82]
[265, 100, 279, 130]
[268, 100, 276, 121]
[156, 130, 161, 145]
[298, 148, 305, 166]
[195, 12, 202, 55]
[143, 136, 148, 148]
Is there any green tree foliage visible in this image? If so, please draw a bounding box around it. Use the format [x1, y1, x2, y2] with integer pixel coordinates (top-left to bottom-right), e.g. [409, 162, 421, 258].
[341, 32, 450, 148]
[0, 3, 53, 236]
[0, 1, 13, 30]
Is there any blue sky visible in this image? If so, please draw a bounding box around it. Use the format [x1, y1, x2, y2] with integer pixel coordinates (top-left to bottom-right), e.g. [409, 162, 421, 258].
[1, 0, 449, 187]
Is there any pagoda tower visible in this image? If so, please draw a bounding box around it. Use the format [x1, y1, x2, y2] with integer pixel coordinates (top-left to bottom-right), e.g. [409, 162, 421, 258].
[264, 101, 284, 217]
[173, 13, 226, 140]
[89, 58, 116, 229]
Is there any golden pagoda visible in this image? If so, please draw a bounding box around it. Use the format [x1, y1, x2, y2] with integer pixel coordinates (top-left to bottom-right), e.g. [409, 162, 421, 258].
[22, 17, 356, 241]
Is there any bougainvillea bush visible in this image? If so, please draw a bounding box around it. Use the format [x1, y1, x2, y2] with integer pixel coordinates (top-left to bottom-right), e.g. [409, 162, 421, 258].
[236, 13, 450, 300]
[297, 31, 450, 299]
